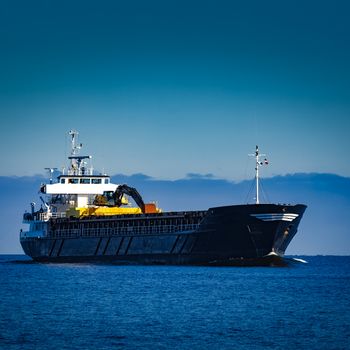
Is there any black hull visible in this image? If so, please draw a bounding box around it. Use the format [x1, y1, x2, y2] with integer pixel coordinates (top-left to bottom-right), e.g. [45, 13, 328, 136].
[21, 204, 306, 266]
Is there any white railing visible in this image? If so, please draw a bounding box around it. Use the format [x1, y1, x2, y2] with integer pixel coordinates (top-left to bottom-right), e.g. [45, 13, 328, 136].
[50, 212, 67, 219]
[23, 211, 67, 223]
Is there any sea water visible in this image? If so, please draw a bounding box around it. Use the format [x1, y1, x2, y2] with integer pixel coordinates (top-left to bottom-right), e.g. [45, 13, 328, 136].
[0, 255, 349, 350]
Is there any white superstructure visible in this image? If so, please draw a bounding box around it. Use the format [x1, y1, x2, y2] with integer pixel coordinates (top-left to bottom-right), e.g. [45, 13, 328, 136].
[29, 130, 121, 222]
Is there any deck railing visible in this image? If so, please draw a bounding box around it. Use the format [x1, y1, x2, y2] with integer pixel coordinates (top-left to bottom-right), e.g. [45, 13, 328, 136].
[49, 223, 200, 238]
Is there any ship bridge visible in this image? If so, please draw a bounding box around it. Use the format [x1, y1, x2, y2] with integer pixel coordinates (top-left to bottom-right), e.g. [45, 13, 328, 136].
[45, 175, 118, 195]
[42, 175, 119, 208]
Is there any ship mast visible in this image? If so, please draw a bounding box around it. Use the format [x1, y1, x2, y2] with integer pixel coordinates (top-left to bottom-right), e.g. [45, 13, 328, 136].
[69, 130, 81, 157]
[249, 145, 268, 205]
[68, 130, 92, 176]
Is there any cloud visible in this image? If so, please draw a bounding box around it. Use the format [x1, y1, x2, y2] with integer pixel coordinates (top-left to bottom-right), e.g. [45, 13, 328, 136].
[111, 173, 153, 183]
[185, 173, 216, 179]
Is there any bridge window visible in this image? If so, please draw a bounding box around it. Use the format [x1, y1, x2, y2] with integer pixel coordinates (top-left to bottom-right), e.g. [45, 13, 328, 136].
[104, 179, 110, 184]
[60, 179, 66, 184]
[92, 179, 102, 184]
[68, 178, 79, 184]
[80, 178, 91, 184]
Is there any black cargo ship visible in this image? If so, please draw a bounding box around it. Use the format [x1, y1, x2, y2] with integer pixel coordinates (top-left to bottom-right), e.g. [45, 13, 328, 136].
[20, 131, 306, 266]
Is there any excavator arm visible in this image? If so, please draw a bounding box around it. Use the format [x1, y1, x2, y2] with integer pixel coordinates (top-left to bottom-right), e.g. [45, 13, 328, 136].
[113, 184, 145, 213]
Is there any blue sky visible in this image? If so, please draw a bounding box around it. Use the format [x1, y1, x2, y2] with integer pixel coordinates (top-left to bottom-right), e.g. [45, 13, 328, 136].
[1, 0, 349, 180]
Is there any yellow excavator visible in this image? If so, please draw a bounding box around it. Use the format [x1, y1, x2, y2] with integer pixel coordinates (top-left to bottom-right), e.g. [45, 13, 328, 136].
[68, 184, 161, 217]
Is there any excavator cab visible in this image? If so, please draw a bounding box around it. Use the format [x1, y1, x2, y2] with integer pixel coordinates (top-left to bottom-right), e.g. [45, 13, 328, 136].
[93, 191, 129, 207]
[93, 185, 145, 212]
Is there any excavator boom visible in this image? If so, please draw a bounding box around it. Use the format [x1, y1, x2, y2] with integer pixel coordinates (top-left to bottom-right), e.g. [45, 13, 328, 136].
[113, 184, 145, 213]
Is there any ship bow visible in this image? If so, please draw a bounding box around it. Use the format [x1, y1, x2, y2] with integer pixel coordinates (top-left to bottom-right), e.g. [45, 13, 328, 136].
[196, 203, 307, 263]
